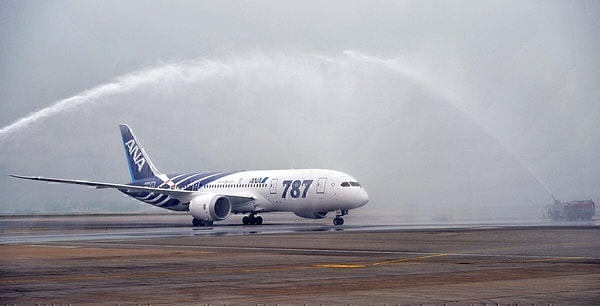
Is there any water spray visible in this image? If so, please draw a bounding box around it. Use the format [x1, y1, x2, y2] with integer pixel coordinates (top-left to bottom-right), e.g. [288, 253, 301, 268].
[0, 51, 555, 201]
[338, 50, 557, 200]
[0, 60, 232, 141]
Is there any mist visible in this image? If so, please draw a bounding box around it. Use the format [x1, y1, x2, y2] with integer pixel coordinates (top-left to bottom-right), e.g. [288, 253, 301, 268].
[1, 1, 598, 222]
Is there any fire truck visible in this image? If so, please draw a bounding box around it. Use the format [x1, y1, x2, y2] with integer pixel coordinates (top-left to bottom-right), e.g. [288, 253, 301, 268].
[545, 199, 595, 221]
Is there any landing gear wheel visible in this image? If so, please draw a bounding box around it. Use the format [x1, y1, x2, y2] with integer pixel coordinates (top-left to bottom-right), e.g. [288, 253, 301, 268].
[193, 218, 201, 227]
[333, 217, 344, 226]
[333, 210, 348, 226]
[242, 214, 263, 225]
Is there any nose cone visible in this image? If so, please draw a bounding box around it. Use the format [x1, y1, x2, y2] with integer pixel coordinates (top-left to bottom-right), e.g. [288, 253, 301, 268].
[355, 188, 369, 207]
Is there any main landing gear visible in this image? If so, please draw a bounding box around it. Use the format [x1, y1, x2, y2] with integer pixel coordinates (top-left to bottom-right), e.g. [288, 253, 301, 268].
[242, 213, 263, 225]
[333, 210, 348, 226]
[192, 218, 214, 227]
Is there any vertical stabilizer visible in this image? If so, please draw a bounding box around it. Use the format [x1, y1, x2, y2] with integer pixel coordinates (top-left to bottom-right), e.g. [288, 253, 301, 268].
[119, 124, 161, 181]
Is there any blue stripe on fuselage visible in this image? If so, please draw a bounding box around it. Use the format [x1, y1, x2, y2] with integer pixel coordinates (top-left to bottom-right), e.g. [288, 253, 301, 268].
[119, 171, 239, 210]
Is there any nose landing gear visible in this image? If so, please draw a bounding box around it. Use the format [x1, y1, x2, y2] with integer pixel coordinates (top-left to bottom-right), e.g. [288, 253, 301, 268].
[333, 210, 348, 226]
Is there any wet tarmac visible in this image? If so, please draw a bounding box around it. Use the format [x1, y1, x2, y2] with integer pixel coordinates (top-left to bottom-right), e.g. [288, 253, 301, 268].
[1, 214, 599, 304]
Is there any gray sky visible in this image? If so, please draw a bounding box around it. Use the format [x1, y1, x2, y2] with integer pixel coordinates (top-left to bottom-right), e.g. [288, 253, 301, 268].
[1, 1, 598, 220]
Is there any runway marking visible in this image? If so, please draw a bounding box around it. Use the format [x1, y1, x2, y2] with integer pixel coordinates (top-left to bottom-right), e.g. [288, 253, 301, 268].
[1, 254, 595, 286]
[315, 254, 451, 269]
[372, 253, 449, 266]
[2, 242, 597, 285]
[31, 241, 600, 263]
[315, 264, 367, 269]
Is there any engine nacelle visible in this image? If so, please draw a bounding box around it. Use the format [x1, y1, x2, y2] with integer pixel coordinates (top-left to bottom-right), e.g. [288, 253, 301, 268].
[293, 210, 329, 219]
[189, 194, 232, 222]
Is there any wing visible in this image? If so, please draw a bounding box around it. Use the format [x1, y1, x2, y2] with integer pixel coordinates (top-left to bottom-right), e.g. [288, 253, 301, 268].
[10, 174, 198, 203]
[9, 174, 255, 205]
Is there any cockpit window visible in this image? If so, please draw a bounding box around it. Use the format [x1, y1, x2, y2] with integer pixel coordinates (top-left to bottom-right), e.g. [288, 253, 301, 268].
[341, 181, 361, 187]
[341, 181, 351, 187]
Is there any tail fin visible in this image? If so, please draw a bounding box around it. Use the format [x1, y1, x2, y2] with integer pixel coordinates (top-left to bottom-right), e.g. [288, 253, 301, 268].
[119, 124, 162, 181]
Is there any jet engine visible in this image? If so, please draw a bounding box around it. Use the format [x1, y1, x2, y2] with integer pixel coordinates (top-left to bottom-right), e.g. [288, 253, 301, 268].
[293, 210, 329, 219]
[189, 194, 232, 222]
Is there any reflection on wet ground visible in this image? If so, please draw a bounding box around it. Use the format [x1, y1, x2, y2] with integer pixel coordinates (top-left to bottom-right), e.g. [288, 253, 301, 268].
[1, 213, 598, 244]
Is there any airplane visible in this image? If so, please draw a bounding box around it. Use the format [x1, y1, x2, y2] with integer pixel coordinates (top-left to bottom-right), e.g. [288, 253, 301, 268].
[10, 124, 369, 226]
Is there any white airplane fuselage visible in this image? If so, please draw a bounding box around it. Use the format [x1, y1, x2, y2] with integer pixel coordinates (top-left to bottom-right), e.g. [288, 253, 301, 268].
[125, 169, 368, 214]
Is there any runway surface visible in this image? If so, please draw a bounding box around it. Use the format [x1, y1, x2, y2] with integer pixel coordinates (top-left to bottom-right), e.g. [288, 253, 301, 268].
[1, 214, 599, 304]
